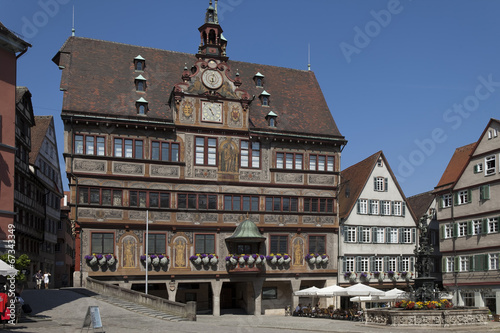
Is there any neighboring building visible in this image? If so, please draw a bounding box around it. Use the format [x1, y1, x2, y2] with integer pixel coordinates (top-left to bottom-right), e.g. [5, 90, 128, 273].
[338, 151, 417, 297]
[0, 21, 30, 252]
[30, 116, 64, 286]
[407, 191, 442, 288]
[14, 87, 46, 281]
[54, 2, 346, 315]
[55, 192, 75, 288]
[434, 118, 500, 315]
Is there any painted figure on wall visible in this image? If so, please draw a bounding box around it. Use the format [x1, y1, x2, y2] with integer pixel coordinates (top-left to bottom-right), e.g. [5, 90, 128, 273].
[122, 236, 136, 268]
[293, 237, 304, 266]
[174, 238, 186, 268]
[219, 139, 238, 173]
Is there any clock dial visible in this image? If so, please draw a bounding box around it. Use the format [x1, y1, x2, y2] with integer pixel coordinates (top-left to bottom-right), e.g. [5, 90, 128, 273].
[201, 102, 222, 122]
[202, 70, 223, 89]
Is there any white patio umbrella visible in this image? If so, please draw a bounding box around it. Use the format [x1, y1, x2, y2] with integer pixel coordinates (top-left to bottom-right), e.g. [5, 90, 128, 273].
[0, 260, 18, 277]
[377, 288, 406, 301]
[336, 283, 385, 297]
[294, 286, 321, 296]
[316, 285, 346, 297]
[349, 296, 376, 302]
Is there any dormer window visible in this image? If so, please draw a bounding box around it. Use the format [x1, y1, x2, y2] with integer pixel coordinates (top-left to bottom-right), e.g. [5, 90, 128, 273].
[136, 97, 148, 115]
[134, 55, 146, 71]
[135, 75, 146, 92]
[260, 90, 270, 106]
[254, 72, 265, 87]
[266, 111, 277, 127]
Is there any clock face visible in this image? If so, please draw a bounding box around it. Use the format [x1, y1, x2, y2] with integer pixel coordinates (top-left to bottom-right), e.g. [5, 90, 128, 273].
[202, 70, 223, 89]
[201, 102, 222, 122]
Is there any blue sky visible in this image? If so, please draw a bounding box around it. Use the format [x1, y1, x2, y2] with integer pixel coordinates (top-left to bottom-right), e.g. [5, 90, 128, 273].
[1, 0, 499, 197]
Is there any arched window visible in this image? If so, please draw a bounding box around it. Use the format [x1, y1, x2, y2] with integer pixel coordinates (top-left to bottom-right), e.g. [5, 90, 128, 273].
[138, 105, 145, 115]
[137, 81, 144, 91]
[269, 117, 276, 127]
[262, 96, 269, 106]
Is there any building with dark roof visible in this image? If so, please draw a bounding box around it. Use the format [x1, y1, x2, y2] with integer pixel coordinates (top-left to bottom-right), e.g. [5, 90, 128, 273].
[55, 2, 346, 315]
[338, 151, 417, 300]
[434, 118, 500, 315]
[0, 21, 30, 253]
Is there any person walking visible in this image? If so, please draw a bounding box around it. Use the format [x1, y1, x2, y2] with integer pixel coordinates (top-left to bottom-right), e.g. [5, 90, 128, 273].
[34, 271, 42, 290]
[43, 271, 51, 289]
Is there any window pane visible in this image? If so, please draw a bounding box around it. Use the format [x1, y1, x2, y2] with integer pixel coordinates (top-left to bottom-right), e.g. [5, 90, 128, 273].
[242, 196, 250, 211]
[135, 140, 143, 159]
[149, 192, 159, 208]
[273, 198, 281, 211]
[198, 194, 207, 209]
[171, 143, 179, 162]
[75, 135, 84, 154]
[265, 197, 272, 211]
[161, 142, 169, 161]
[152, 142, 160, 160]
[130, 191, 138, 207]
[114, 139, 122, 157]
[103, 234, 114, 253]
[113, 190, 122, 206]
[276, 153, 284, 168]
[79, 188, 89, 204]
[319, 198, 326, 212]
[318, 156, 325, 171]
[139, 192, 147, 207]
[96, 137, 105, 156]
[102, 189, 111, 206]
[282, 197, 290, 211]
[285, 154, 293, 169]
[188, 194, 197, 209]
[125, 139, 133, 158]
[86, 136, 95, 155]
[178, 194, 187, 209]
[233, 196, 241, 210]
[327, 156, 334, 171]
[160, 193, 170, 208]
[310, 155, 316, 170]
[295, 154, 303, 169]
[251, 197, 259, 211]
[290, 198, 298, 212]
[224, 196, 232, 210]
[90, 188, 100, 205]
[208, 195, 217, 209]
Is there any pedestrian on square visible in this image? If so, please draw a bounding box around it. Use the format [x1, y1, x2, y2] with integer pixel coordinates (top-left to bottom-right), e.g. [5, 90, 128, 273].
[43, 271, 51, 289]
[34, 270, 42, 290]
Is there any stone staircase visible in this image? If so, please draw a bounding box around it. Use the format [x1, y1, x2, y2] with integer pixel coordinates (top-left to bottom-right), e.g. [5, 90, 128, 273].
[67, 288, 189, 322]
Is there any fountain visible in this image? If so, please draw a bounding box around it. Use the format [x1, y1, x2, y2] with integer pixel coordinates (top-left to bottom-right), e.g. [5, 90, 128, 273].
[365, 214, 489, 327]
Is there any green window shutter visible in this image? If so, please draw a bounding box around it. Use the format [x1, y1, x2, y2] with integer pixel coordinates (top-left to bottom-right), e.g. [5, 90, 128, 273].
[411, 228, 416, 243]
[483, 254, 489, 271]
[368, 200, 372, 214]
[384, 178, 388, 192]
[482, 219, 488, 235]
[467, 189, 472, 203]
[397, 256, 402, 272]
[438, 196, 443, 209]
[391, 201, 395, 215]
[454, 193, 459, 206]
[467, 221, 473, 236]
[356, 199, 361, 214]
[496, 217, 500, 233]
[372, 227, 378, 243]
[470, 255, 476, 272]
[480, 186, 484, 200]
[442, 257, 447, 273]
[385, 227, 391, 243]
[484, 185, 490, 200]
[402, 202, 406, 216]
[356, 256, 361, 272]
[453, 223, 458, 238]
[343, 226, 348, 243]
[374, 177, 377, 191]
[384, 256, 389, 271]
[342, 257, 346, 272]
[370, 256, 375, 270]
[410, 257, 415, 271]
[474, 164, 479, 173]
[357, 226, 362, 243]
[399, 228, 403, 243]
[454, 257, 459, 272]
[440, 225, 445, 240]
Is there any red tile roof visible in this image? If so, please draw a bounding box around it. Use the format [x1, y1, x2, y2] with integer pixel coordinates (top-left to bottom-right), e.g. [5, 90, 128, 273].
[53, 37, 344, 139]
[407, 191, 434, 220]
[29, 116, 52, 164]
[433, 142, 475, 193]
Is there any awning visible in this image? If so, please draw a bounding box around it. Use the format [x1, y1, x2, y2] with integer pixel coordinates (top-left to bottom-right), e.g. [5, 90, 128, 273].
[0, 260, 18, 277]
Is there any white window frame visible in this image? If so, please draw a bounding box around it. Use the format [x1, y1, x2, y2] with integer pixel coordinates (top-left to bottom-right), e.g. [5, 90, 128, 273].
[393, 201, 402, 216]
[401, 257, 410, 272]
[458, 222, 467, 237]
[444, 224, 453, 239]
[359, 257, 369, 272]
[446, 257, 454, 273]
[403, 228, 412, 243]
[389, 228, 398, 244]
[472, 220, 482, 235]
[488, 218, 498, 233]
[382, 201, 391, 215]
[361, 227, 371, 243]
[442, 194, 452, 208]
[374, 257, 383, 272]
[370, 200, 379, 215]
[358, 199, 368, 214]
[375, 177, 385, 192]
[489, 253, 499, 270]
[387, 257, 397, 272]
[460, 256, 470, 272]
[346, 226, 356, 243]
[375, 228, 385, 243]
[485, 155, 496, 175]
[345, 257, 355, 272]
[457, 190, 469, 205]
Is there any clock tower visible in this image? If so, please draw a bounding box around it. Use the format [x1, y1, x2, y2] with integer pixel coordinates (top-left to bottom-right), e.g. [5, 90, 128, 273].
[197, 0, 228, 62]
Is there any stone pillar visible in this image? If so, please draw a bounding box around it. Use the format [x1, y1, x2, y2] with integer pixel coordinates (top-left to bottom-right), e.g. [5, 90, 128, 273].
[211, 280, 223, 316]
[252, 278, 264, 316]
[166, 280, 178, 301]
[291, 278, 301, 310]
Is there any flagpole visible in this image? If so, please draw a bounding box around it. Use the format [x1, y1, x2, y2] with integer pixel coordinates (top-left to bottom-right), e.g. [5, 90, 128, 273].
[145, 210, 149, 295]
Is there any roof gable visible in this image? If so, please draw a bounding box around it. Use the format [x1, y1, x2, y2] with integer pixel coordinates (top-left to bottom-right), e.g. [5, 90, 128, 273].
[407, 191, 435, 220]
[433, 142, 476, 193]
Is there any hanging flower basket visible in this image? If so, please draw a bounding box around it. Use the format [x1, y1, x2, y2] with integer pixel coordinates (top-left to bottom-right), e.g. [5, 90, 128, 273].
[140, 255, 152, 266]
[151, 255, 160, 266]
[247, 255, 255, 265]
[85, 255, 98, 266]
[283, 254, 291, 264]
[158, 255, 169, 266]
[105, 254, 116, 266]
[96, 254, 107, 266]
[305, 253, 316, 264]
[360, 272, 370, 281]
[255, 254, 264, 265]
[386, 271, 396, 280]
[321, 254, 329, 263]
[208, 254, 218, 265]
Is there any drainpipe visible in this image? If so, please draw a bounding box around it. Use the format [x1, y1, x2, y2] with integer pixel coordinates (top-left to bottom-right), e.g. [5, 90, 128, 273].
[450, 189, 458, 304]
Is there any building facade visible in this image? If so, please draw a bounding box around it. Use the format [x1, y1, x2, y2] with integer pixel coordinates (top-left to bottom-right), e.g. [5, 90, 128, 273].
[55, 2, 346, 315]
[55, 192, 75, 288]
[0, 22, 30, 252]
[338, 151, 417, 296]
[30, 116, 64, 286]
[435, 118, 500, 315]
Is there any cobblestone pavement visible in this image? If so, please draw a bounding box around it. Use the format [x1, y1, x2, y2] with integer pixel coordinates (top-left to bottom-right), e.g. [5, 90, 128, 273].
[2, 289, 499, 333]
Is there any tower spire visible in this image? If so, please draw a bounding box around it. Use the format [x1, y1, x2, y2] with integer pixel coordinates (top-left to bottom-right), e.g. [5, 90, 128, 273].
[71, 5, 75, 36]
[197, 0, 228, 61]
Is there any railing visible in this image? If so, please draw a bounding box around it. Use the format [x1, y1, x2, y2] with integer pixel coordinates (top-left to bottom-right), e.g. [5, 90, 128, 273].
[86, 277, 196, 321]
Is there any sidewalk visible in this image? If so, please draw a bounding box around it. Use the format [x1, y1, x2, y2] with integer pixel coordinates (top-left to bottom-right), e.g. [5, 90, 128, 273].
[3, 289, 499, 333]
